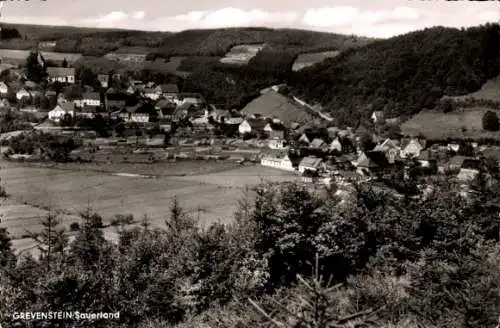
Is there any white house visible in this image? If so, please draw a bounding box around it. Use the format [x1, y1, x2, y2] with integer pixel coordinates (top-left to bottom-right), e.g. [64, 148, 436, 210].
[457, 159, 481, 182]
[80, 92, 101, 107]
[238, 119, 266, 135]
[16, 88, 30, 101]
[329, 137, 343, 153]
[268, 139, 288, 150]
[298, 156, 323, 174]
[401, 139, 425, 158]
[48, 103, 74, 122]
[144, 88, 160, 100]
[261, 155, 295, 171]
[0, 82, 8, 95]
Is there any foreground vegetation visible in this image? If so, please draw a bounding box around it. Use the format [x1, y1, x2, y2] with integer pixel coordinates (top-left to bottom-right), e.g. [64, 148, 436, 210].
[1, 174, 500, 327]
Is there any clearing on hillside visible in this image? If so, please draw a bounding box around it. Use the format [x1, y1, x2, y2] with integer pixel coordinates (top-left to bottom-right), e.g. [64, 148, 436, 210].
[292, 50, 340, 71]
[444, 75, 500, 103]
[0, 49, 82, 63]
[240, 90, 314, 125]
[401, 107, 500, 140]
[219, 44, 265, 65]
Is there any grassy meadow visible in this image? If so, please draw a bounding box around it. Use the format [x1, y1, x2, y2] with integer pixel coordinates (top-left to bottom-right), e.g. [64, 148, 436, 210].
[401, 107, 500, 140]
[0, 161, 300, 244]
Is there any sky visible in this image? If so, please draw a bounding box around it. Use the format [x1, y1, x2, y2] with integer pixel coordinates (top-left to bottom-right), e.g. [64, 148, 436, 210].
[0, 0, 499, 38]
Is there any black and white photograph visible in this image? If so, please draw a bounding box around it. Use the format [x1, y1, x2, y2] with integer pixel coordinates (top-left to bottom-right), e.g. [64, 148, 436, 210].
[1, 0, 500, 327]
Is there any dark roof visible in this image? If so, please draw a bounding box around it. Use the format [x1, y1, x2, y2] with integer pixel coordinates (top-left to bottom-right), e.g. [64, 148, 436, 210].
[266, 122, 286, 131]
[446, 155, 467, 167]
[461, 159, 481, 171]
[47, 67, 75, 77]
[82, 92, 100, 100]
[77, 105, 98, 113]
[159, 84, 179, 93]
[357, 151, 390, 168]
[245, 118, 267, 130]
[418, 150, 435, 161]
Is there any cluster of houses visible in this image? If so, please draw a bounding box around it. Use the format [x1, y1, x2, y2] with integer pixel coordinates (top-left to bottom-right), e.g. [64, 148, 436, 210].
[260, 125, 498, 186]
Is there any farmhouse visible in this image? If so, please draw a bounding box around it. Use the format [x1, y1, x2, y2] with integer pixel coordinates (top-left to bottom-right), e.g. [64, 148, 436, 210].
[298, 156, 323, 174]
[329, 137, 343, 153]
[439, 155, 467, 173]
[48, 103, 74, 122]
[75, 105, 99, 119]
[144, 88, 161, 100]
[157, 84, 179, 99]
[354, 151, 390, 176]
[0, 82, 8, 95]
[373, 138, 401, 163]
[79, 92, 101, 107]
[47, 67, 75, 83]
[268, 139, 288, 150]
[302, 169, 319, 183]
[401, 138, 425, 158]
[16, 88, 30, 101]
[261, 155, 295, 171]
[309, 138, 328, 152]
[457, 159, 481, 182]
[264, 122, 286, 139]
[238, 119, 267, 135]
[418, 150, 437, 168]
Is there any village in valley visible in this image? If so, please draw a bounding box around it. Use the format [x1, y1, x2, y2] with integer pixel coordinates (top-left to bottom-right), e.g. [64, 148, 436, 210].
[0, 52, 498, 201]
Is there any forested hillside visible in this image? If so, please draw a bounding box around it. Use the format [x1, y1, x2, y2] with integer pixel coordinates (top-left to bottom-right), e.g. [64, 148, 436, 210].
[288, 24, 500, 127]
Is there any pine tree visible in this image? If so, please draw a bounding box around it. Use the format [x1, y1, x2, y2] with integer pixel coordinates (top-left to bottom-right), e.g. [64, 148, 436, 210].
[0, 227, 15, 268]
[61, 58, 68, 68]
[30, 212, 67, 273]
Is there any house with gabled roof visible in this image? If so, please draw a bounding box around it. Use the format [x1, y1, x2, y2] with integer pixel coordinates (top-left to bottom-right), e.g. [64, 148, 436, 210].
[329, 137, 343, 153]
[373, 138, 401, 163]
[156, 84, 179, 99]
[238, 118, 267, 135]
[457, 159, 481, 182]
[79, 92, 101, 107]
[354, 151, 390, 176]
[298, 156, 323, 174]
[48, 102, 74, 122]
[47, 67, 75, 84]
[75, 105, 99, 119]
[309, 138, 328, 152]
[16, 88, 30, 101]
[418, 149, 437, 168]
[264, 122, 286, 139]
[0, 82, 8, 96]
[400, 138, 426, 159]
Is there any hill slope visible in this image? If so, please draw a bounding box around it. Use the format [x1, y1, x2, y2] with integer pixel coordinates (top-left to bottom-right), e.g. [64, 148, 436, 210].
[240, 90, 313, 125]
[153, 27, 372, 57]
[288, 24, 500, 127]
[0, 24, 372, 59]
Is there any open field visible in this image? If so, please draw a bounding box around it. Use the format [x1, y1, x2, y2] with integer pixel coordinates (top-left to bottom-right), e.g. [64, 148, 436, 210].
[241, 90, 314, 125]
[292, 50, 340, 71]
[0, 49, 82, 63]
[446, 76, 500, 103]
[0, 161, 300, 244]
[401, 107, 500, 140]
[219, 44, 265, 65]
